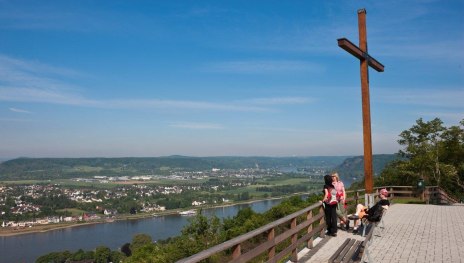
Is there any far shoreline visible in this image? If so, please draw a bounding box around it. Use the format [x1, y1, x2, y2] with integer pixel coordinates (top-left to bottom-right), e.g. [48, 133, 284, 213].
[0, 192, 311, 237]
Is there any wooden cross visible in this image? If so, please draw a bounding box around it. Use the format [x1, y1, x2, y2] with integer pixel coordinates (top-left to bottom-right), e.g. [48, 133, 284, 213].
[337, 9, 384, 195]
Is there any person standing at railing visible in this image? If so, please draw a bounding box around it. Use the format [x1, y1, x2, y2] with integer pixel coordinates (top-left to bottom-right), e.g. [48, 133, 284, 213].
[322, 174, 339, 237]
[332, 172, 349, 230]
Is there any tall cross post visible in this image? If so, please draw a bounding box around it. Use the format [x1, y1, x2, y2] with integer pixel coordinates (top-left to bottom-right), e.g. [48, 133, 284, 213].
[337, 9, 384, 207]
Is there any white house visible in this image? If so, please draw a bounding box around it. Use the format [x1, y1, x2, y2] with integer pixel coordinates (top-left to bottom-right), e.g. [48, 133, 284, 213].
[192, 201, 206, 206]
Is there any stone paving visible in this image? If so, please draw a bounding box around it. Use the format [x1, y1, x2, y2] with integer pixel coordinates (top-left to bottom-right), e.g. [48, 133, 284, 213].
[299, 204, 464, 263]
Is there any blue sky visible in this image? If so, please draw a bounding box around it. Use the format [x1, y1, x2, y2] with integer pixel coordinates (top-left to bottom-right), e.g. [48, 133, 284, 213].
[0, 0, 463, 158]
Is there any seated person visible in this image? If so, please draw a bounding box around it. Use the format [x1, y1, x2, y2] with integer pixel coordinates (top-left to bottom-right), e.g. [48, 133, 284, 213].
[348, 188, 390, 232]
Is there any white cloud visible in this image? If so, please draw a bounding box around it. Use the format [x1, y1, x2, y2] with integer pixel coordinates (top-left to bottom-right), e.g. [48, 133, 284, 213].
[9, 107, 32, 114]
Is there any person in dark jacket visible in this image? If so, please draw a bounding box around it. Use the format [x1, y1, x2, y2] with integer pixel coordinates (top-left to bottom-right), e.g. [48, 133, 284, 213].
[322, 174, 338, 236]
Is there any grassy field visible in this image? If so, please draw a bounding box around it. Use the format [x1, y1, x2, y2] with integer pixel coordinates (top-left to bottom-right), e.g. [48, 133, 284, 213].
[261, 177, 311, 185]
[0, 180, 49, 185]
[0, 178, 209, 188]
[63, 166, 103, 173]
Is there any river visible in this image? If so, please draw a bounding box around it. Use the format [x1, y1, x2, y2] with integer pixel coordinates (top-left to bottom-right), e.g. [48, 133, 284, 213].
[0, 198, 286, 263]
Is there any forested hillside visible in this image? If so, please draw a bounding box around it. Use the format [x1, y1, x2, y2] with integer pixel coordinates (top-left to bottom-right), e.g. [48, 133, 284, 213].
[334, 154, 401, 187]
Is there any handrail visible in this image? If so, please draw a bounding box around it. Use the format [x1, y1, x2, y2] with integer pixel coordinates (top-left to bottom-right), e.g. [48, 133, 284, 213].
[176, 186, 457, 263]
[177, 202, 324, 263]
[425, 186, 459, 204]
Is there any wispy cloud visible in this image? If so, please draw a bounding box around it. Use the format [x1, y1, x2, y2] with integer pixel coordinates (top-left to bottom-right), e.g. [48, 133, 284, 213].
[0, 87, 94, 106]
[0, 54, 86, 107]
[204, 60, 325, 74]
[0, 85, 316, 112]
[376, 40, 464, 61]
[0, 54, 314, 112]
[0, 54, 84, 80]
[169, 122, 224, 130]
[0, 7, 119, 33]
[9, 107, 32, 114]
[375, 88, 464, 108]
[240, 97, 314, 105]
[101, 98, 270, 112]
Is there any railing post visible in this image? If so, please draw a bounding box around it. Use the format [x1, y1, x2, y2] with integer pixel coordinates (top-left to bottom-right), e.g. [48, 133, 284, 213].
[438, 188, 445, 204]
[319, 206, 325, 238]
[232, 243, 241, 259]
[355, 191, 360, 205]
[291, 217, 297, 262]
[307, 210, 314, 249]
[390, 187, 394, 202]
[268, 227, 275, 260]
[425, 187, 430, 204]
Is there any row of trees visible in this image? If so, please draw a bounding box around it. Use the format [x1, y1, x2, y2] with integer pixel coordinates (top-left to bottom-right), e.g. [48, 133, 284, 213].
[373, 118, 463, 199]
[36, 246, 126, 263]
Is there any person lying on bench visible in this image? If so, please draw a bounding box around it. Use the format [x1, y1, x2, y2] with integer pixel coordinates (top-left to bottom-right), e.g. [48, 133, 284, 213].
[348, 188, 390, 233]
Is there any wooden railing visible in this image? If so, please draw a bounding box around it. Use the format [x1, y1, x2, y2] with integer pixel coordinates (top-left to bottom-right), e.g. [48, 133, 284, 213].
[177, 201, 325, 263]
[176, 186, 456, 263]
[425, 186, 459, 204]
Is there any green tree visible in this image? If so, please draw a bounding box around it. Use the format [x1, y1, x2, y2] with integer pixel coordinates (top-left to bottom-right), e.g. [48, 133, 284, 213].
[125, 243, 168, 263]
[179, 212, 223, 258]
[110, 250, 126, 263]
[439, 120, 464, 196]
[121, 242, 132, 256]
[130, 233, 153, 253]
[380, 118, 464, 199]
[35, 251, 72, 263]
[95, 246, 111, 263]
[398, 118, 446, 184]
[71, 249, 87, 261]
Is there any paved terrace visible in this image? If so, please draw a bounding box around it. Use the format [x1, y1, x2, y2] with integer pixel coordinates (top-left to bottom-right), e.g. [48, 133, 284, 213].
[297, 204, 464, 263]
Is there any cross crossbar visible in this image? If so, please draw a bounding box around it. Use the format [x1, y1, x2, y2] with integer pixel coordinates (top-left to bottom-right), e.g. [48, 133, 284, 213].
[337, 38, 384, 72]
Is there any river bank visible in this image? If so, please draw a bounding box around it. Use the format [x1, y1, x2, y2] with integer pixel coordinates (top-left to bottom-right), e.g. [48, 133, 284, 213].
[0, 192, 309, 237]
[1, 197, 291, 263]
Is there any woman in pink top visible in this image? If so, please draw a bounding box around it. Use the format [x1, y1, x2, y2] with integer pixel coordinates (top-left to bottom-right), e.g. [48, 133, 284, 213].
[332, 172, 349, 230]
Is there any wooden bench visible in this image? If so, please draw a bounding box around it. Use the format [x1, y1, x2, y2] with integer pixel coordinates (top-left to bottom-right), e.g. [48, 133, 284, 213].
[328, 238, 362, 263]
[329, 224, 376, 263]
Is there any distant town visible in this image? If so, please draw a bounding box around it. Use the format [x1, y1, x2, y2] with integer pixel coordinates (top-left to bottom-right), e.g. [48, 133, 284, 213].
[0, 167, 326, 231]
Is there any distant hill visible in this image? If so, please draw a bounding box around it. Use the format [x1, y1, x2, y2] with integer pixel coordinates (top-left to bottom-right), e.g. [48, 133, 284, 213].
[0, 156, 349, 181]
[0, 158, 12, 164]
[0, 155, 400, 182]
[334, 154, 400, 187]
